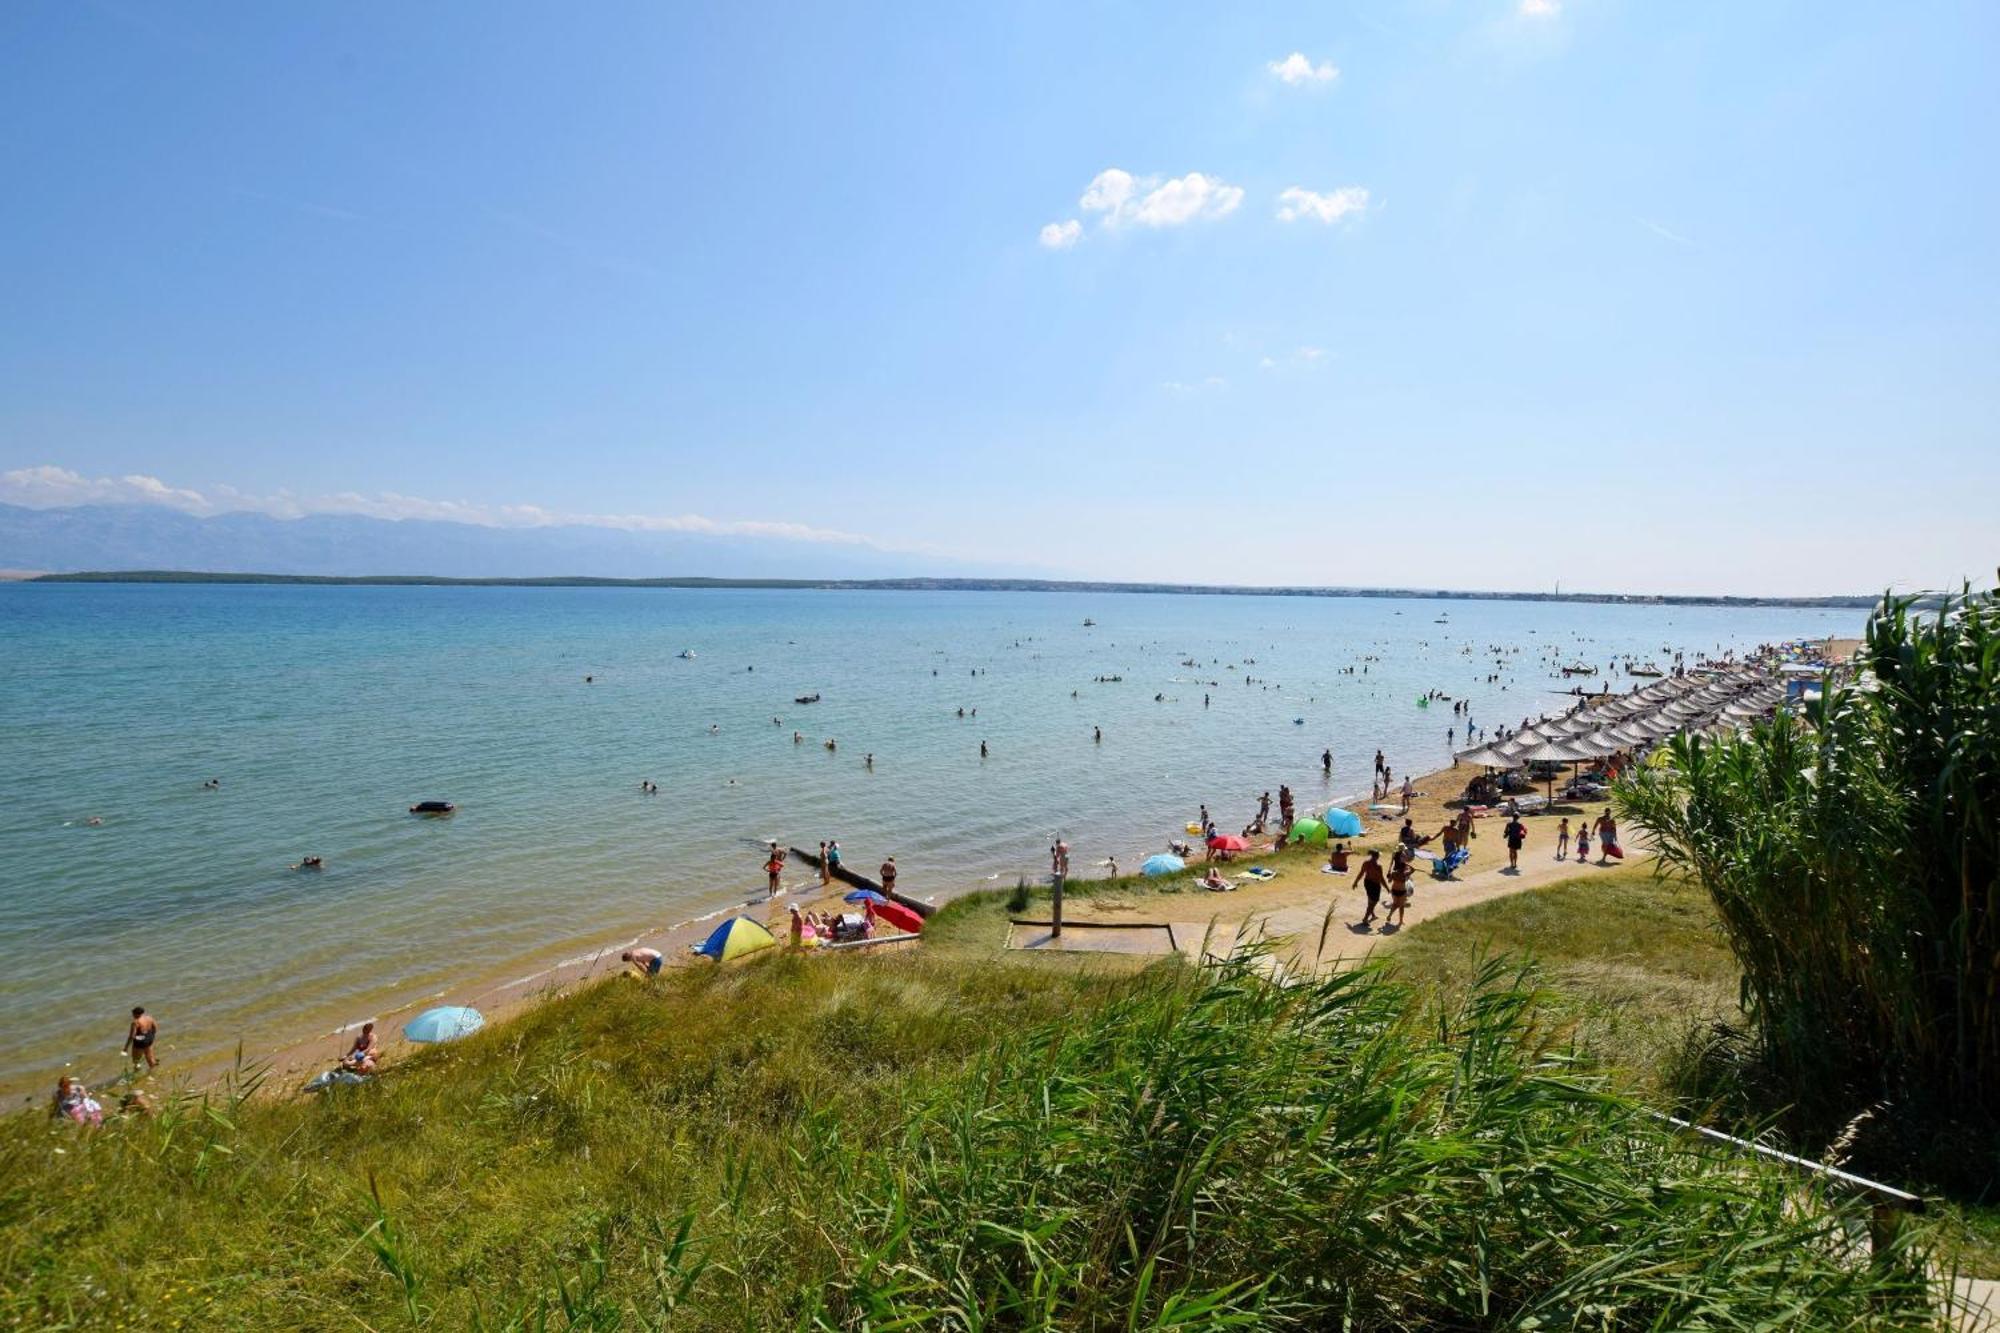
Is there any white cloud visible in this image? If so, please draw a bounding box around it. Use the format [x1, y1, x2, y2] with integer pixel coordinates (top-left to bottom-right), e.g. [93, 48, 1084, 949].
[0, 465, 879, 547]
[1268, 52, 1338, 86]
[1161, 376, 1228, 394]
[1079, 168, 1243, 229]
[1639, 217, 1694, 246]
[1519, 0, 1560, 16]
[1276, 185, 1371, 224]
[1260, 346, 1331, 372]
[1038, 218, 1082, 250]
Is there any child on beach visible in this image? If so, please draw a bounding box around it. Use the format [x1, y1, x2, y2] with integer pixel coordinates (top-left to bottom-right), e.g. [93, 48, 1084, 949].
[1555, 818, 1570, 860]
[1575, 822, 1591, 862]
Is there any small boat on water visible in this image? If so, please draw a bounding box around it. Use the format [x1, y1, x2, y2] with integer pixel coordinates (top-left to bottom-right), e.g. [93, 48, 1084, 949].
[1561, 664, 1598, 677]
[409, 800, 456, 816]
[677, 650, 696, 659]
[794, 692, 822, 704]
[1082, 618, 1096, 627]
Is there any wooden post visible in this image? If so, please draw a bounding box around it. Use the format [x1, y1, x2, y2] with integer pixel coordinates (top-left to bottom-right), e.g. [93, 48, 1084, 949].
[1051, 873, 1063, 938]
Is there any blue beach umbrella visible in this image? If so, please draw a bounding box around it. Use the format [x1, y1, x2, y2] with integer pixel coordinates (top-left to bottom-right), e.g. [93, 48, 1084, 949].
[843, 888, 890, 906]
[403, 1006, 484, 1044]
[1141, 853, 1185, 877]
[1322, 807, 1364, 838]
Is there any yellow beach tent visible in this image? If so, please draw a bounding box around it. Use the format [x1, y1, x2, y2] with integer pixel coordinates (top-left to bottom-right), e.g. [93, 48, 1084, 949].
[694, 916, 777, 962]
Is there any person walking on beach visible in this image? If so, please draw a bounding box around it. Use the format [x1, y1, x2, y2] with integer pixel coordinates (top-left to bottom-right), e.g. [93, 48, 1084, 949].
[1574, 820, 1591, 863]
[1384, 855, 1414, 929]
[1503, 815, 1527, 872]
[1594, 808, 1621, 862]
[1399, 775, 1415, 813]
[763, 843, 786, 898]
[1352, 850, 1385, 927]
[123, 1006, 158, 1072]
[1555, 818, 1570, 861]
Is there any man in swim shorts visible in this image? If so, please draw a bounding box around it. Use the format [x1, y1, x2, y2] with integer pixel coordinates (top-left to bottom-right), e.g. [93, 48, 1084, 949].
[622, 948, 665, 977]
[1351, 850, 1386, 926]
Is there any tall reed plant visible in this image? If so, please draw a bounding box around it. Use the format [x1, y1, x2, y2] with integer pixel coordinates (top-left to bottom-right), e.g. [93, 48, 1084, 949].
[1619, 588, 2000, 1165]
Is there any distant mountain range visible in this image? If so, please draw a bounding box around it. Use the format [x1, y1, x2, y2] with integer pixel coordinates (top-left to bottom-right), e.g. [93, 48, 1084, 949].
[0, 503, 999, 581]
[1, 502, 1891, 607]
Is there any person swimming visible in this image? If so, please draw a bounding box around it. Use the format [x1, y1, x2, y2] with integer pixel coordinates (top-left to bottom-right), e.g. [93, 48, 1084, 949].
[293, 855, 324, 871]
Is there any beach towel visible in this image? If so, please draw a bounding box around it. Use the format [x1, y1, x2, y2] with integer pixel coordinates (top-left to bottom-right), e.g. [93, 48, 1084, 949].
[1241, 866, 1276, 881]
[1604, 841, 1624, 860]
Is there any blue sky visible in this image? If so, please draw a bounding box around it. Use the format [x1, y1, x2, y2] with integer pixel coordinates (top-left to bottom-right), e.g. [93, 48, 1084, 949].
[1, 1, 1994, 595]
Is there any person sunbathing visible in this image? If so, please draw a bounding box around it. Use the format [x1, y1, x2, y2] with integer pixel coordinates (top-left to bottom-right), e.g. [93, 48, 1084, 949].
[1200, 867, 1231, 892]
[342, 1021, 380, 1074]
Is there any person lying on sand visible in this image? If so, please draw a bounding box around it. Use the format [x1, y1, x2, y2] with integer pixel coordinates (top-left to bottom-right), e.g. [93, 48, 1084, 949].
[1200, 867, 1231, 892]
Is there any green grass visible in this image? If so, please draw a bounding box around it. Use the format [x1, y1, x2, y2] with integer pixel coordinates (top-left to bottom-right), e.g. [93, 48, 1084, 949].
[1388, 864, 1742, 1098]
[1390, 862, 2000, 1283]
[0, 884, 1948, 1328]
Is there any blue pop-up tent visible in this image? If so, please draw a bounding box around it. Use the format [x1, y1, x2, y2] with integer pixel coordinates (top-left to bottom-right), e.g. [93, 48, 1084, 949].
[1323, 807, 1364, 838]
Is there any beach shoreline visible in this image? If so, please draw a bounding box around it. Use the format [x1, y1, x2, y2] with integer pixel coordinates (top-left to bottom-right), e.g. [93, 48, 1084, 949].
[12, 755, 1592, 1106]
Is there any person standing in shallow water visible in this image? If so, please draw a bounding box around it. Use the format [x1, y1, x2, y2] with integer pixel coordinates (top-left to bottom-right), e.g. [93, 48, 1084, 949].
[124, 1006, 158, 1071]
[763, 843, 786, 898]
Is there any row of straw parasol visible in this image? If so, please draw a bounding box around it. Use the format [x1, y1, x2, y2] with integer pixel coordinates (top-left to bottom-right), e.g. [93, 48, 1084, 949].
[1454, 670, 1786, 805]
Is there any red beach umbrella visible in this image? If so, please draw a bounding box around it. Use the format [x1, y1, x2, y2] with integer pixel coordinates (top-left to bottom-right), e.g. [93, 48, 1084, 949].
[1206, 833, 1250, 852]
[872, 900, 924, 934]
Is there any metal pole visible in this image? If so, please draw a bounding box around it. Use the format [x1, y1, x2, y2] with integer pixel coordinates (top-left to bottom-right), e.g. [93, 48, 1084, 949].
[1051, 833, 1064, 938]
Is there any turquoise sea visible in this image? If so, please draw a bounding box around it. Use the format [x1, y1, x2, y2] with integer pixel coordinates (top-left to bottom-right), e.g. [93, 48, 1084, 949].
[0, 584, 1859, 1093]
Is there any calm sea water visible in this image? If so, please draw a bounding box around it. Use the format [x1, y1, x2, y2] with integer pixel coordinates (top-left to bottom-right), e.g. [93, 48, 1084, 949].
[0, 584, 1859, 1091]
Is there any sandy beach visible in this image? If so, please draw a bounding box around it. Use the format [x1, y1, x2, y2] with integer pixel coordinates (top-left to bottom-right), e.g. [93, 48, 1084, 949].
[98, 754, 1630, 1100]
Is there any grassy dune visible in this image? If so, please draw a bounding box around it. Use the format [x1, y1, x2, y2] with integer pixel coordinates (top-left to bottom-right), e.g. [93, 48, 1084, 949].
[0, 884, 1944, 1329]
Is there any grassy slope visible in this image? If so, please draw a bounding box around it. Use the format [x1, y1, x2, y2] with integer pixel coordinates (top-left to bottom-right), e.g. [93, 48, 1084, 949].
[0, 877, 1949, 1327]
[1389, 862, 2000, 1281]
[1387, 864, 1742, 1098]
[0, 915, 1138, 1329]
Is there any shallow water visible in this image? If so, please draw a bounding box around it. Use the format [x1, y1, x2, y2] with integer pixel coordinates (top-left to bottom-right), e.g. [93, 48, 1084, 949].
[0, 583, 1857, 1091]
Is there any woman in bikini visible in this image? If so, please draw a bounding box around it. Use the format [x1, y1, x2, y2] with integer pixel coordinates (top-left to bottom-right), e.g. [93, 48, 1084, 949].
[342, 1021, 380, 1074]
[1385, 854, 1414, 928]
